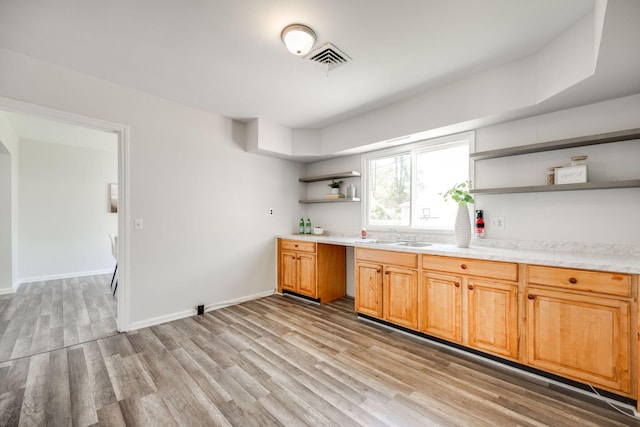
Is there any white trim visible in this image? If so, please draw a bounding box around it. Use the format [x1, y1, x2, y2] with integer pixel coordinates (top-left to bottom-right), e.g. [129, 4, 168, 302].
[116, 126, 130, 332]
[127, 289, 276, 331]
[0, 96, 130, 332]
[18, 269, 113, 285]
[0, 287, 13, 295]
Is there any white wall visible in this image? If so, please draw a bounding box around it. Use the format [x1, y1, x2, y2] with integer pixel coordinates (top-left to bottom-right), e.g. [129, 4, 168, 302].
[0, 48, 304, 327]
[473, 94, 640, 244]
[306, 94, 640, 247]
[18, 139, 118, 280]
[0, 112, 19, 292]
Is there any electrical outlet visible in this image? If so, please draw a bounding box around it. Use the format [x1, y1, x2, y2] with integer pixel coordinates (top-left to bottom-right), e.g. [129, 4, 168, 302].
[491, 217, 505, 229]
[134, 218, 144, 231]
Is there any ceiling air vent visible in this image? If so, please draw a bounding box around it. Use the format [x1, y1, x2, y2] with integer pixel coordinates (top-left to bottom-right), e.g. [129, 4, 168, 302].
[305, 43, 351, 70]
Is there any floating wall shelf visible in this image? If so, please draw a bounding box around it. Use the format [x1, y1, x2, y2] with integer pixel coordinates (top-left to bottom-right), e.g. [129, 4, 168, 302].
[472, 128, 640, 194]
[298, 171, 362, 204]
[299, 197, 361, 204]
[298, 171, 361, 183]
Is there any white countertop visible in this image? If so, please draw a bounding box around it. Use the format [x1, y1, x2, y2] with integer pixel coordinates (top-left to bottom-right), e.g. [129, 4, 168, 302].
[278, 234, 640, 274]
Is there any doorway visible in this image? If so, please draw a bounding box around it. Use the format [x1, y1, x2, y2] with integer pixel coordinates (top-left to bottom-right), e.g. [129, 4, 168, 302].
[0, 97, 129, 361]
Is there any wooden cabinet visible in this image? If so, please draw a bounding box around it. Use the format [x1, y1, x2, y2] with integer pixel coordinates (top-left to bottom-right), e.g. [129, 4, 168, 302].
[420, 272, 462, 342]
[421, 255, 519, 360]
[277, 239, 346, 303]
[525, 265, 634, 396]
[355, 248, 418, 329]
[384, 267, 419, 329]
[354, 262, 383, 318]
[467, 278, 518, 359]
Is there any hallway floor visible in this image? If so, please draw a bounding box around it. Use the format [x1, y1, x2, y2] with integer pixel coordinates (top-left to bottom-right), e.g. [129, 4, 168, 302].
[0, 274, 117, 362]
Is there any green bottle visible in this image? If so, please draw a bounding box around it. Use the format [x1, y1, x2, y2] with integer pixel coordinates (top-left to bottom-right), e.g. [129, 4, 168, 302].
[299, 218, 305, 234]
[305, 218, 312, 234]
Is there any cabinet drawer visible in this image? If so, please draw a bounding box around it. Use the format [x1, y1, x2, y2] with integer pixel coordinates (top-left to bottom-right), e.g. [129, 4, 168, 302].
[527, 265, 631, 297]
[423, 255, 518, 282]
[279, 239, 316, 253]
[356, 248, 418, 268]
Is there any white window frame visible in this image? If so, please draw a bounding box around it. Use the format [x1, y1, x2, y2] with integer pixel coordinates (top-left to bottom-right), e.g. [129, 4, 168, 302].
[361, 131, 475, 231]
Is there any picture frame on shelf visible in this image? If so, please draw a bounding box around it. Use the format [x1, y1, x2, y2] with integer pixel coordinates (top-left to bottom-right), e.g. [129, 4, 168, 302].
[555, 165, 587, 185]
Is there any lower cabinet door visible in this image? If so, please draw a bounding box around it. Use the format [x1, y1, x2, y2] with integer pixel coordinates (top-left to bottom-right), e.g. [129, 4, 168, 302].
[280, 251, 297, 291]
[355, 262, 383, 318]
[297, 253, 317, 298]
[420, 272, 462, 343]
[384, 267, 418, 329]
[467, 279, 518, 359]
[526, 287, 631, 394]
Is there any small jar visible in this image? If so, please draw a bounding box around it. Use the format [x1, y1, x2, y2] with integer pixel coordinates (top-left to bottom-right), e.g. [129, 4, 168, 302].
[547, 166, 561, 185]
[570, 155, 588, 166]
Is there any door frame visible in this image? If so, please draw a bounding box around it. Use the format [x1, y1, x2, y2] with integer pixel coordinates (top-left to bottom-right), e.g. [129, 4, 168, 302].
[0, 96, 131, 332]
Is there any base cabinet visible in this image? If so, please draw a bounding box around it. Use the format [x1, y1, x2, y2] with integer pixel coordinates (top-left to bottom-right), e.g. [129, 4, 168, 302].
[278, 239, 346, 303]
[355, 249, 418, 329]
[525, 264, 635, 396]
[421, 255, 519, 360]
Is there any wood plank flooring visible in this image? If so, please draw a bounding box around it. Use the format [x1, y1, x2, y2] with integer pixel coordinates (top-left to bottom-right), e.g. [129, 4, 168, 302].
[0, 275, 118, 361]
[0, 294, 638, 426]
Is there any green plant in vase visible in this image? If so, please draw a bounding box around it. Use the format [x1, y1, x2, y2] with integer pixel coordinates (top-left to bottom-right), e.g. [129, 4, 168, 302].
[444, 181, 474, 206]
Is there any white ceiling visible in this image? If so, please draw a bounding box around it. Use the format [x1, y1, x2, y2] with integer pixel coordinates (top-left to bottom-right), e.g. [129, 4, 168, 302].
[0, 0, 597, 129]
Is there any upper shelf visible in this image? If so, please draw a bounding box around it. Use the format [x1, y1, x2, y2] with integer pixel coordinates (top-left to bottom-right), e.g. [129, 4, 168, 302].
[470, 128, 640, 161]
[471, 180, 640, 195]
[299, 171, 361, 183]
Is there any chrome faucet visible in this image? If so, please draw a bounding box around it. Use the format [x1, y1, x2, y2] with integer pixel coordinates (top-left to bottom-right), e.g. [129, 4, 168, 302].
[390, 229, 416, 242]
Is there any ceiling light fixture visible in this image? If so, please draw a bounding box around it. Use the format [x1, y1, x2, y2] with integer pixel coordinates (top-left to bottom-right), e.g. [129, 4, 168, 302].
[281, 24, 316, 56]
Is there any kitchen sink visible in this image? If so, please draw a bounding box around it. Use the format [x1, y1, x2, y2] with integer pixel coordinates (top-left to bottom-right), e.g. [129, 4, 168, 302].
[356, 240, 432, 247]
[394, 242, 432, 247]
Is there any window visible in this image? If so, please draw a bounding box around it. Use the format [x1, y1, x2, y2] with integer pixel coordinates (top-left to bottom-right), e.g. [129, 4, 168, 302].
[362, 132, 472, 230]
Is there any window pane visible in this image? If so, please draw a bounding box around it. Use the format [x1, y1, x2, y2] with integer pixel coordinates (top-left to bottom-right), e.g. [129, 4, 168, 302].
[414, 143, 468, 228]
[368, 153, 411, 226]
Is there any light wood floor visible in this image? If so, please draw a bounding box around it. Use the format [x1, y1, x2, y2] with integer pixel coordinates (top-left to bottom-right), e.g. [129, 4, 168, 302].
[0, 295, 637, 426]
[0, 274, 118, 362]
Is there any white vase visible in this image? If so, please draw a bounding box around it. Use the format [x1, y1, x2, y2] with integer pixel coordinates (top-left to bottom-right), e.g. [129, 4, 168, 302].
[454, 204, 472, 248]
[331, 187, 339, 194]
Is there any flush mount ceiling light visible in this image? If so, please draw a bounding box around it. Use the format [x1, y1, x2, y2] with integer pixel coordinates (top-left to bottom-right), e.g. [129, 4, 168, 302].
[281, 24, 316, 56]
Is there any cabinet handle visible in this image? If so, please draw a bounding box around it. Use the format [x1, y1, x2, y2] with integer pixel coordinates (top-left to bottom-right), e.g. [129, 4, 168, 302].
[527, 294, 535, 300]
[468, 285, 474, 290]
[461, 264, 468, 270]
[455, 282, 460, 288]
[376, 269, 381, 273]
[569, 277, 578, 284]
[294, 244, 298, 248]
[385, 271, 390, 275]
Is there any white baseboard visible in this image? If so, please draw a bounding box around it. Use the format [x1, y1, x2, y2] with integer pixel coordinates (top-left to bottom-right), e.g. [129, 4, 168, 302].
[18, 269, 114, 285]
[0, 287, 13, 295]
[127, 289, 276, 331]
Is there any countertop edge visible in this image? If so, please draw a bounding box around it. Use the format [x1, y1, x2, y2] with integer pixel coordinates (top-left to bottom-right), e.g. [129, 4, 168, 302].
[277, 234, 640, 274]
